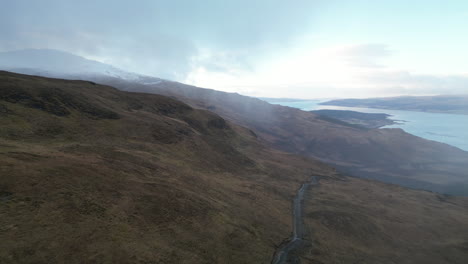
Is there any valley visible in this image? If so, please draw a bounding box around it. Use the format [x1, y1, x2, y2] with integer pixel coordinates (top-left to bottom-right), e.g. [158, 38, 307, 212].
[272, 176, 319, 264]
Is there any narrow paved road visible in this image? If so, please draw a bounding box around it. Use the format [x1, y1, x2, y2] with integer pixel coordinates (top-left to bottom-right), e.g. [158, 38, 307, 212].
[271, 176, 318, 264]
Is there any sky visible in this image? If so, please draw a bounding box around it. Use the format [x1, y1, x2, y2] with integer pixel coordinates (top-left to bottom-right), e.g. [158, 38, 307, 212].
[1, 0, 468, 98]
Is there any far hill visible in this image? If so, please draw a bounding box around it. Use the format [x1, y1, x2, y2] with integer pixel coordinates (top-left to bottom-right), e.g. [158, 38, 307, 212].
[321, 95, 468, 115]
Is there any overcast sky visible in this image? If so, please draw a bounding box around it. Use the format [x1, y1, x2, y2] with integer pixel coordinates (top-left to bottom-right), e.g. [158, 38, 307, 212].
[1, 0, 468, 98]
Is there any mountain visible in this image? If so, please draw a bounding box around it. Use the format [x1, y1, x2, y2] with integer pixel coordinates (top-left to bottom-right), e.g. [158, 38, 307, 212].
[2, 71, 468, 264]
[0, 49, 163, 84]
[321, 95, 468, 115]
[1, 49, 468, 195]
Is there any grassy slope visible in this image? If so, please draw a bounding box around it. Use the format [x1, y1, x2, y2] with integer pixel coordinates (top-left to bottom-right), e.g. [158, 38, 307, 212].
[299, 176, 468, 264]
[0, 72, 336, 264]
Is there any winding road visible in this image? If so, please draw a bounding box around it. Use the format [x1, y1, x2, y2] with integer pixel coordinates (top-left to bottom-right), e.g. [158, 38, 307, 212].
[271, 176, 319, 264]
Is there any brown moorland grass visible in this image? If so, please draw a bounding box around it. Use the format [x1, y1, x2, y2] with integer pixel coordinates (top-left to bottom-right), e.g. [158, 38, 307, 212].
[299, 176, 468, 264]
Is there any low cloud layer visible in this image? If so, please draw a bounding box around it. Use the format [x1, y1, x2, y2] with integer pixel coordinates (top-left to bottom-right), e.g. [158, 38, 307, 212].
[339, 44, 393, 68]
[1, 1, 467, 98]
[0, 0, 320, 80]
[187, 43, 468, 98]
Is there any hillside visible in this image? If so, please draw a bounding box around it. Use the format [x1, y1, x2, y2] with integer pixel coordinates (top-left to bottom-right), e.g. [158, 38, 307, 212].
[2, 48, 468, 195]
[300, 176, 468, 264]
[321, 95, 468, 115]
[0, 71, 336, 263]
[96, 77, 468, 196]
[2, 72, 468, 263]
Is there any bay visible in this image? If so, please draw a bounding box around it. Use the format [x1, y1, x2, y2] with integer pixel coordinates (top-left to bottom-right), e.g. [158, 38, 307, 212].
[267, 99, 468, 151]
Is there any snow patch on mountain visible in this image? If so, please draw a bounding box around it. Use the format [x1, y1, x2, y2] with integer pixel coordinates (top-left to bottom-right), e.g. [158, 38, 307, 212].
[0, 49, 164, 84]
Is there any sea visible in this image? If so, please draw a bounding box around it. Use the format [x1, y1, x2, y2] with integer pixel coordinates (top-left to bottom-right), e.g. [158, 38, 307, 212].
[266, 99, 468, 151]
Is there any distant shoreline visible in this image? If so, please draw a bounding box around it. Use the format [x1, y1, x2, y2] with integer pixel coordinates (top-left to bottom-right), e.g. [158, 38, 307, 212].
[320, 95, 468, 116]
[311, 109, 399, 129]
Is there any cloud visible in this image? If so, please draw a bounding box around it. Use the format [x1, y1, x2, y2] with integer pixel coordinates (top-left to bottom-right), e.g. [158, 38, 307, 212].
[186, 43, 468, 98]
[338, 44, 393, 68]
[0, 0, 321, 80]
[362, 70, 468, 95]
[2, 1, 467, 98]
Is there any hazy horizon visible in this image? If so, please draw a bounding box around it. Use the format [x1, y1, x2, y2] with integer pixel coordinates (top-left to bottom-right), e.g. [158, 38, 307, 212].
[1, 0, 468, 98]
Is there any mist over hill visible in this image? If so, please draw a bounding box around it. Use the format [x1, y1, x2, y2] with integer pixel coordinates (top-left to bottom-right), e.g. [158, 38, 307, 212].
[2, 49, 468, 196]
